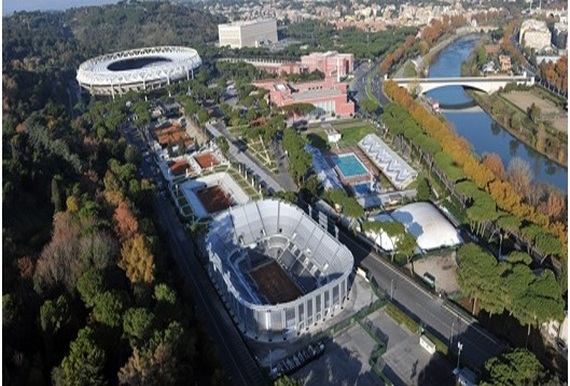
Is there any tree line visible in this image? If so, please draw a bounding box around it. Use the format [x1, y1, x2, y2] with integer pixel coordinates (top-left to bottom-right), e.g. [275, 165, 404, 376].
[383, 81, 567, 271]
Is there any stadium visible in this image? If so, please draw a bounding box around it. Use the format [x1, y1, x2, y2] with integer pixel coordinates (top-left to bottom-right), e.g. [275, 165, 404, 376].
[76, 46, 202, 97]
[206, 199, 354, 341]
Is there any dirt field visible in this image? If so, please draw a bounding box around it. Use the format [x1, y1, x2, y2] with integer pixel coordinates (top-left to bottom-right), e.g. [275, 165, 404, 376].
[407, 251, 459, 295]
[194, 152, 220, 168]
[250, 261, 302, 304]
[196, 185, 232, 213]
[502, 90, 567, 133]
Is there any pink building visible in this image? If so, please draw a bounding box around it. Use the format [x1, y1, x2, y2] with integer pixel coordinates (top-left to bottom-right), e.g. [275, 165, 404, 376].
[254, 77, 355, 116]
[300, 51, 354, 80]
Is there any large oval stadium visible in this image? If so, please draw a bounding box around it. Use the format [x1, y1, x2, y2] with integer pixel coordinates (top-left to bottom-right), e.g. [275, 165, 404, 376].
[206, 199, 354, 341]
[76, 46, 202, 97]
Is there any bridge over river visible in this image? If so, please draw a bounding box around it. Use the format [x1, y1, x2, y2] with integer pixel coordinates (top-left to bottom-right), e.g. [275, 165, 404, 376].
[392, 75, 534, 94]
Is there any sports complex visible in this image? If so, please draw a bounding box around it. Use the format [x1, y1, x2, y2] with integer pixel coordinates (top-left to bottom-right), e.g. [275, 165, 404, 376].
[206, 199, 354, 340]
[76, 46, 202, 97]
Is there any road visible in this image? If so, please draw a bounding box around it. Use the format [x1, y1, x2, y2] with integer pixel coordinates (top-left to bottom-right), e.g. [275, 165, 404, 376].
[206, 121, 290, 193]
[125, 125, 266, 386]
[337, 229, 506, 369]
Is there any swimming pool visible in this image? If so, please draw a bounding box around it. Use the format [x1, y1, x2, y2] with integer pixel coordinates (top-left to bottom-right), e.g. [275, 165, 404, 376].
[333, 154, 368, 178]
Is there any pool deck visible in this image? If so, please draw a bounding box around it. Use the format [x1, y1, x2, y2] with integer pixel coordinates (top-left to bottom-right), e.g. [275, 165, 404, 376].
[327, 147, 381, 186]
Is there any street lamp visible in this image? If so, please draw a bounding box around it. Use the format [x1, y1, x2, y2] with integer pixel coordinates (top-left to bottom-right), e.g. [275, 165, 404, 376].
[456, 341, 464, 379]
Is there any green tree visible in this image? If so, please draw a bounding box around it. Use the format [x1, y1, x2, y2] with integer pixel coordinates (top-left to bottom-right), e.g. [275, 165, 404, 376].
[123, 307, 155, 347]
[77, 269, 105, 308]
[526, 103, 541, 124]
[214, 136, 229, 157]
[51, 174, 64, 212]
[52, 327, 106, 386]
[274, 375, 303, 386]
[40, 296, 70, 335]
[481, 348, 545, 386]
[93, 291, 125, 328]
[416, 176, 431, 201]
[124, 144, 141, 166]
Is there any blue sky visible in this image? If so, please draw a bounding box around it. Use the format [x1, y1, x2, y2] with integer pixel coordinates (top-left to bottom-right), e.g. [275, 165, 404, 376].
[3, 0, 119, 16]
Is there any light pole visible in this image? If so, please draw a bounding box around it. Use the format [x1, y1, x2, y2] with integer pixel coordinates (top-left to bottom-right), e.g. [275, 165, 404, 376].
[456, 341, 463, 381]
[390, 278, 394, 301]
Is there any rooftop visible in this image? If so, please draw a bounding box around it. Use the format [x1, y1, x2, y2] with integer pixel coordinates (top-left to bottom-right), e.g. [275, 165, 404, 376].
[291, 87, 343, 101]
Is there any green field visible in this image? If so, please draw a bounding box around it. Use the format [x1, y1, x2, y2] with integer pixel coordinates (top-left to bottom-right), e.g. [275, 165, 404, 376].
[305, 121, 377, 150]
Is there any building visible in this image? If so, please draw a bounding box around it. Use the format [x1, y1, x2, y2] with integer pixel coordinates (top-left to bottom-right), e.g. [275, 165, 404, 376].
[300, 51, 354, 80]
[254, 77, 355, 116]
[499, 55, 512, 72]
[552, 22, 568, 50]
[218, 19, 278, 49]
[206, 199, 353, 340]
[519, 19, 551, 52]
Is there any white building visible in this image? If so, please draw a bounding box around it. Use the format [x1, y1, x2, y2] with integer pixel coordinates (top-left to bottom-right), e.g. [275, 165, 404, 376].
[519, 19, 552, 52]
[218, 19, 278, 49]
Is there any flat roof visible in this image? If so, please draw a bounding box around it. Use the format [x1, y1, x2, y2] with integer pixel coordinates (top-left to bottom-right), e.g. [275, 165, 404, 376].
[291, 88, 343, 101]
[219, 19, 275, 27]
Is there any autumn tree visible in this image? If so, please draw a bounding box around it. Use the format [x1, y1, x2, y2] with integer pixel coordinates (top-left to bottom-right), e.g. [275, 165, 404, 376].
[113, 199, 140, 243]
[119, 235, 155, 285]
[481, 153, 505, 180]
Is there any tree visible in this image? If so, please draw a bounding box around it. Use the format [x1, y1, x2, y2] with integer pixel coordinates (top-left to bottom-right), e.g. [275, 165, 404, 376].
[416, 176, 431, 201]
[77, 269, 105, 308]
[457, 243, 505, 315]
[40, 296, 70, 335]
[93, 291, 125, 328]
[481, 349, 545, 386]
[113, 200, 140, 243]
[274, 375, 303, 386]
[214, 136, 229, 157]
[52, 327, 106, 386]
[119, 235, 155, 285]
[51, 175, 64, 212]
[124, 144, 141, 166]
[526, 103, 541, 124]
[506, 157, 533, 198]
[481, 153, 504, 180]
[119, 321, 185, 385]
[123, 307, 155, 347]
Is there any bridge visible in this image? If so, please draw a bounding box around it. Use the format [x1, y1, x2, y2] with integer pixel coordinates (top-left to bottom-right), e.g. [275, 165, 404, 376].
[392, 75, 535, 94]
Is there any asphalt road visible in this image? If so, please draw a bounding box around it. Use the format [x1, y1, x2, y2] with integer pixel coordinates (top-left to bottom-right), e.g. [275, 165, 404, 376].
[125, 125, 266, 386]
[153, 194, 265, 386]
[337, 229, 505, 370]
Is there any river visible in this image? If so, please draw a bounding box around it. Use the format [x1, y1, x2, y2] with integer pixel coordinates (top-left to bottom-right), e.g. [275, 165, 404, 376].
[425, 36, 568, 192]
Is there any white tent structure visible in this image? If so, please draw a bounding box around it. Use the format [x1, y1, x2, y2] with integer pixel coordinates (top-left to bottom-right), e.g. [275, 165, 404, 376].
[365, 202, 463, 252]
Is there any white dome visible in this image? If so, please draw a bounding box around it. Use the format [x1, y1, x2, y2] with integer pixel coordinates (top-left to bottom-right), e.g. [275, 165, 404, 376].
[391, 202, 463, 251]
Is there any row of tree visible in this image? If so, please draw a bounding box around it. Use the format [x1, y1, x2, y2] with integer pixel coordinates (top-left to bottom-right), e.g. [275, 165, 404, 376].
[383, 81, 567, 266]
[457, 243, 565, 334]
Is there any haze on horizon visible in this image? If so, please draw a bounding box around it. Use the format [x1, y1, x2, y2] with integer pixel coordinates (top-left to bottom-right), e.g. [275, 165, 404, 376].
[3, 0, 120, 16]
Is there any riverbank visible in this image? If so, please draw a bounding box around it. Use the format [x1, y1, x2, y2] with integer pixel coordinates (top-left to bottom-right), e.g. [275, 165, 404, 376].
[460, 41, 568, 168]
[466, 89, 568, 168]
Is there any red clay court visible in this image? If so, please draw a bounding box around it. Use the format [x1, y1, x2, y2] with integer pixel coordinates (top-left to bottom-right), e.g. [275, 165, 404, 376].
[250, 261, 302, 304]
[196, 185, 233, 213]
[194, 152, 219, 169]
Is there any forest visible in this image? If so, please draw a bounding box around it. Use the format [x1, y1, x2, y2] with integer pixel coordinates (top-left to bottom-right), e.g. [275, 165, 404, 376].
[2, 3, 232, 385]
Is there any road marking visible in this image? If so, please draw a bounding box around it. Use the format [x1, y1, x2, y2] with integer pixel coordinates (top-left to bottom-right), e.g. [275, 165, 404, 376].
[342, 231, 501, 346]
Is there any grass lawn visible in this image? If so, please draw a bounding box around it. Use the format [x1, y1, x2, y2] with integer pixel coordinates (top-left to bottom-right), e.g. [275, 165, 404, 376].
[305, 121, 377, 150]
[402, 61, 417, 78]
[334, 124, 377, 148]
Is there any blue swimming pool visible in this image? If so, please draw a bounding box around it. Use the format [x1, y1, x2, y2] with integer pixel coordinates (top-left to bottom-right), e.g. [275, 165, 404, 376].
[333, 154, 368, 178]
